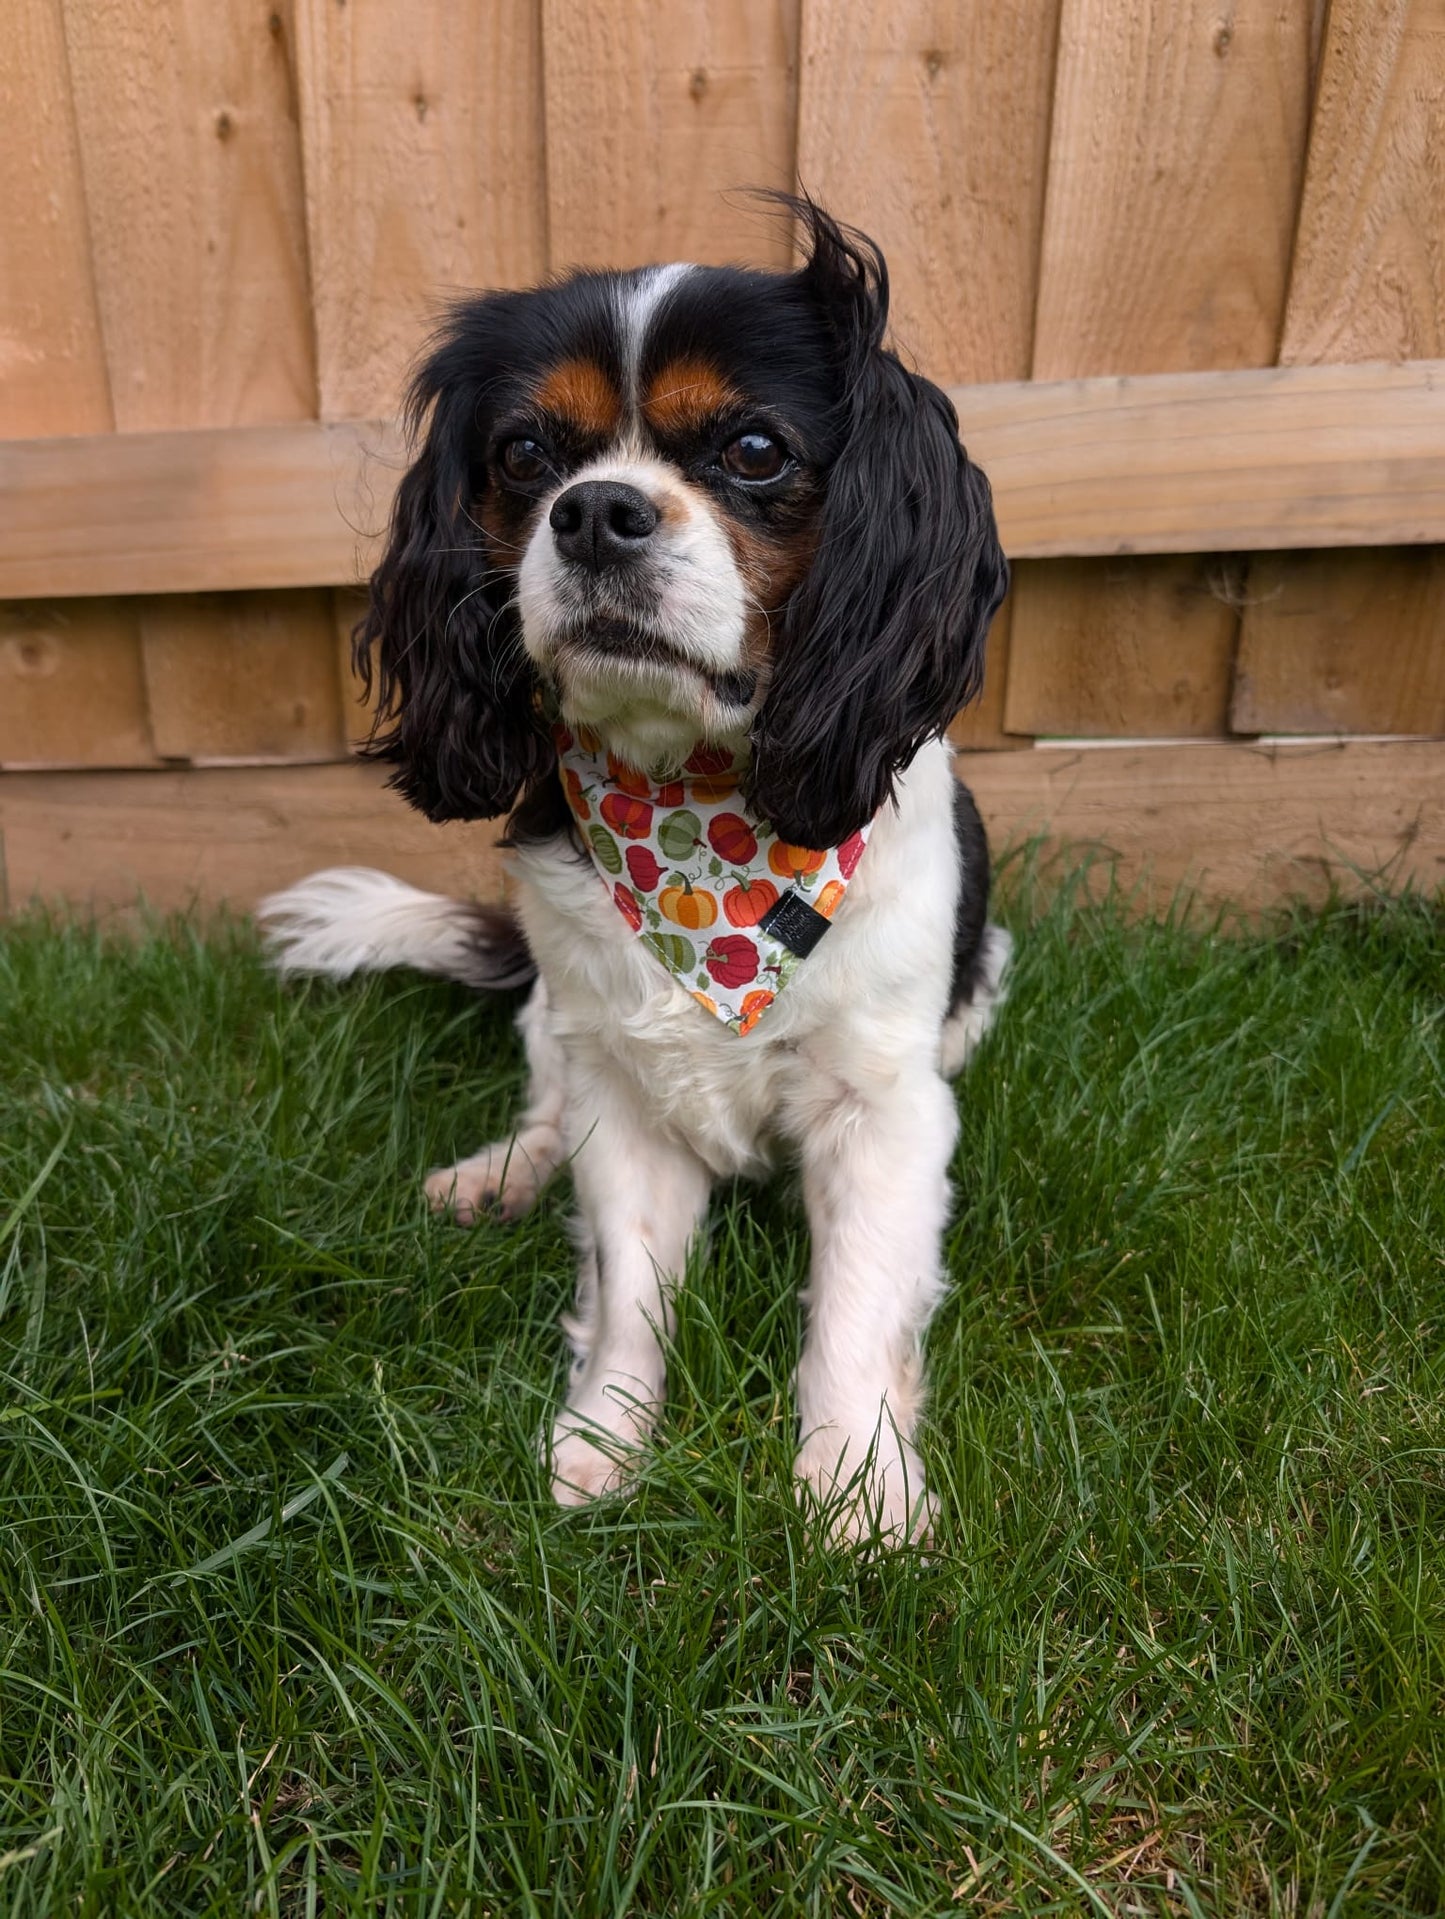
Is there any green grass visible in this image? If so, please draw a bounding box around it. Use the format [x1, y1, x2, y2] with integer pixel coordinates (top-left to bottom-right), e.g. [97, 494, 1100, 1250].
[1, 877, 1443, 1917]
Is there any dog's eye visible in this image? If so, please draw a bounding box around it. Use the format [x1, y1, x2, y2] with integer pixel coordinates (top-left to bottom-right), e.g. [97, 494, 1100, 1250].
[719, 432, 787, 482]
[499, 438, 552, 485]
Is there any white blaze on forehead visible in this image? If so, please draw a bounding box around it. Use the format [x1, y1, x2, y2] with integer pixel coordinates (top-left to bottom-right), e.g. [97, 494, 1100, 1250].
[614, 263, 694, 403]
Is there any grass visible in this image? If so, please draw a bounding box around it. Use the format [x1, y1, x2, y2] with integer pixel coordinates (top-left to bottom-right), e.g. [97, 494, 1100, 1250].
[1, 874, 1443, 1917]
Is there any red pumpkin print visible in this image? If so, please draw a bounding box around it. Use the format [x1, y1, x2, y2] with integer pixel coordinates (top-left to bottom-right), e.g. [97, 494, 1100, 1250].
[704, 935, 759, 989]
[837, 829, 866, 880]
[685, 744, 733, 776]
[607, 753, 653, 800]
[553, 724, 574, 752]
[655, 780, 684, 808]
[723, 876, 778, 928]
[738, 989, 775, 1035]
[613, 883, 642, 930]
[563, 768, 590, 821]
[708, 812, 758, 864]
[600, 792, 653, 839]
[768, 840, 827, 881]
[625, 844, 664, 893]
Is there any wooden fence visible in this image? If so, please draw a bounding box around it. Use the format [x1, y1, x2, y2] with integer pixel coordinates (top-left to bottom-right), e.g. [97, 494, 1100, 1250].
[2, 0, 1442, 915]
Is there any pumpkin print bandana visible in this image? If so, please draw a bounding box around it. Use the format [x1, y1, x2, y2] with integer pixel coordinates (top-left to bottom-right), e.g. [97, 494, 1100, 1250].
[555, 724, 871, 1036]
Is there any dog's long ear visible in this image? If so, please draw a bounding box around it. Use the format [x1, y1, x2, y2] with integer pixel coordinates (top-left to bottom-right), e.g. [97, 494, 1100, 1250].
[746, 202, 1008, 849]
[357, 311, 551, 822]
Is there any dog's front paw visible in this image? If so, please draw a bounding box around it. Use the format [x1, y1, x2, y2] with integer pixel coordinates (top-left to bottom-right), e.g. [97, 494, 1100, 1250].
[425, 1141, 541, 1224]
[548, 1427, 637, 1506]
[547, 1376, 658, 1507]
[795, 1425, 935, 1548]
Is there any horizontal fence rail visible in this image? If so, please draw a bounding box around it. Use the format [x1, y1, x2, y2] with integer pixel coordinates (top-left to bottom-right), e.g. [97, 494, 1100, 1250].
[2, 362, 1442, 600]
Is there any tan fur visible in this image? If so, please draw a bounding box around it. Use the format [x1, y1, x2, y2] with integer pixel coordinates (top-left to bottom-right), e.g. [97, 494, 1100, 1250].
[535, 358, 623, 438]
[642, 357, 740, 437]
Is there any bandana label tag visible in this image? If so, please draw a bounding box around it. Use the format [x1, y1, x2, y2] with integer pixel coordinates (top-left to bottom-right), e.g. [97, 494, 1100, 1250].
[555, 725, 871, 1036]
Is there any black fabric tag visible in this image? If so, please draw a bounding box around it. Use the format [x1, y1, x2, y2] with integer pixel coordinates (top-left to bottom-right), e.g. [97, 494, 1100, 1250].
[760, 888, 831, 958]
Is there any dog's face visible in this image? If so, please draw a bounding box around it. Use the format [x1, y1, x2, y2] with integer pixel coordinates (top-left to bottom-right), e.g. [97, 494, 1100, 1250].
[360, 201, 1008, 847]
[497, 260, 838, 771]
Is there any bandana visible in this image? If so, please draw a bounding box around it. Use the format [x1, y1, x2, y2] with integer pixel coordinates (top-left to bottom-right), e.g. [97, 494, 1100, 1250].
[555, 723, 870, 1035]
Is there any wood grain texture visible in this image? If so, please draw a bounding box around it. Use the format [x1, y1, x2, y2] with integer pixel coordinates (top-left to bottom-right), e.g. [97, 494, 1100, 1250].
[1234, 0, 1445, 736]
[543, 0, 799, 271]
[1003, 557, 1241, 737]
[137, 591, 350, 763]
[8, 365, 1444, 599]
[0, 0, 156, 767]
[1008, 0, 1315, 739]
[958, 739, 1445, 911]
[62, 0, 342, 763]
[0, 763, 507, 916]
[1233, 548, 1445, 735]
[63, 0, 317, 430]
[798, 0, 1060, 749]
[796, 0, 1058, 384]
[3, 744, 1439, 917]
[0, 419, 405, 599]
[295, 0, 547, 422]
[0, 601, 155, 768]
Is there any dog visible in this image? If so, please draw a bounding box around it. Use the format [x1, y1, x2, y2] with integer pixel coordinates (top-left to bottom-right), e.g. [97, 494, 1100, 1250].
[260, 200, 1011, 1542]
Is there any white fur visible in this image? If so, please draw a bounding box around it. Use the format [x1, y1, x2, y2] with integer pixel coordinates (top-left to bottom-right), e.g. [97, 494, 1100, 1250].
[517, 448, 753, 770]
[259, 868, 490, 983]
[265, 743, 1009, 1543]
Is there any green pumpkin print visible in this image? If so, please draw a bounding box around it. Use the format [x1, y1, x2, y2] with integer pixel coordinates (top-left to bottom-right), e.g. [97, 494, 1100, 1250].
[658, 808, 703, 862]
[644, 931, 695, 972]
[588, 824, 622, 875]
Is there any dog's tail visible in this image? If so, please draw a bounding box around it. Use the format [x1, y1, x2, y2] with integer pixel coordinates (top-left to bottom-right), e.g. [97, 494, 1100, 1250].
[258, 868, 536, 992]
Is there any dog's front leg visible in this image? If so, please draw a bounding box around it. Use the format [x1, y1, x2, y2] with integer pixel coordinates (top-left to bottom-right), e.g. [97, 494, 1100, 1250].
[792, 1059, 959, 1544]
[549, 1055, 711, 1506]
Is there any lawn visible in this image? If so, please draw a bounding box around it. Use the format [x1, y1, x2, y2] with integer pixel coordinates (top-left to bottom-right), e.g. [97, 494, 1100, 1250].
[1, 876, 1442, 1916]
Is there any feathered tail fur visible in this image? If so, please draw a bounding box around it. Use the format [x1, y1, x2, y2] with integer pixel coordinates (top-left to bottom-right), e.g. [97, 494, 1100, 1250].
[258, 867, 535, 991]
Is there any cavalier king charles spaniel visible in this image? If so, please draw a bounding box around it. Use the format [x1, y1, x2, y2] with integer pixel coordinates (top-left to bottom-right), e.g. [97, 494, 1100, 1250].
[261, 200, 1011, 1542]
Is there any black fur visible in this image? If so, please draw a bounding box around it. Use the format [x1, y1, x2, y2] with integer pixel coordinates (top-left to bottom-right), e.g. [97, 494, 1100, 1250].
[356, 321, 553, 822]
[745, 201, 1009, 847]
[948, 779, 994, 1013]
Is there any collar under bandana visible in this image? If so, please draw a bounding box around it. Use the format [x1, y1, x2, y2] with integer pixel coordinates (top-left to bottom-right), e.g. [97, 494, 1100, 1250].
[555, 724, 871, 1036]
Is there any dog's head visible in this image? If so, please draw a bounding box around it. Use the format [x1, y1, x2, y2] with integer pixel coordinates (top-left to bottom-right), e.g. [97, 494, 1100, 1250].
[359, 199, 1008, 847]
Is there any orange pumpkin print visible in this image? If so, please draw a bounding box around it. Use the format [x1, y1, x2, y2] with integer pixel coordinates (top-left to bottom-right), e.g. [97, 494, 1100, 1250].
[563, 767, 590, 821]
[814, 879, 845, 919]
[659, 880, 718, 930]
[768, 841, 826, 881]
[691, 990, 719, 1017]
[738, 988, 774, 1035]
[723, 876, 778, 928]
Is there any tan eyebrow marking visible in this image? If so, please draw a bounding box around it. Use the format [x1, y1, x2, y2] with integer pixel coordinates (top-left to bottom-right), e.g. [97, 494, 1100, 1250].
[533, 358, 622, 437]
[641, 356, 741, 436]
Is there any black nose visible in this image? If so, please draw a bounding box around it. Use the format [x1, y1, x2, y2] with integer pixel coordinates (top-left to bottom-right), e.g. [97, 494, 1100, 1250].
[549, 480, 659, 570]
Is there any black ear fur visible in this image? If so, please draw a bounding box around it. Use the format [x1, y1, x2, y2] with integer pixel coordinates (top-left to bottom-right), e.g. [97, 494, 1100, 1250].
[745, 200, 1009, 848]
[356, 314, 551, 823]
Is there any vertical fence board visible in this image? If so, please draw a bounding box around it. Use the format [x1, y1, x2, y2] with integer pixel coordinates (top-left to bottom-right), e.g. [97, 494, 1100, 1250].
[1233, 0, 1445, 736]
[296, 0, 547, 423]
[63, 0, 342, 764]
[797, 0, 1061, 749]
[1005, 0, 1313, 738]
[296, 0, 547, 730]
[543, 0, 799, 271]
[0, 0, 155, 768]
